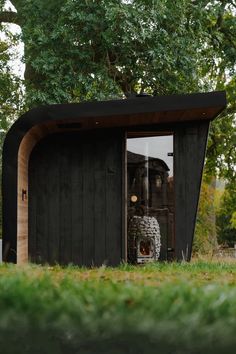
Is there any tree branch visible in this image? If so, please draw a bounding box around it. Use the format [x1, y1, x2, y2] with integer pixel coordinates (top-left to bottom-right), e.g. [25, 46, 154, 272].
[0, 11, 20, 26]
[7, 0, 23, 11]
[106, 50, 136, 97]
[216, 0, 227, 28]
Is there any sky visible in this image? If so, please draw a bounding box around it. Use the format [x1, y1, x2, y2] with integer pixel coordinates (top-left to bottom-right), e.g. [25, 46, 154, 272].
[127, 135, 174, 177]
[1, 0, 25, 78]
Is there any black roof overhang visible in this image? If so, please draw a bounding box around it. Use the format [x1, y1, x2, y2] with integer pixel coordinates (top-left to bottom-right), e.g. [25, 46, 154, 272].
[8, 91, 226, 134]
[3, 90, 227, 171]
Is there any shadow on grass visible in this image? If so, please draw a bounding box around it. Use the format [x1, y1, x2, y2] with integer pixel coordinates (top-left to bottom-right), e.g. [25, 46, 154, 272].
[0, 326, 236, 354]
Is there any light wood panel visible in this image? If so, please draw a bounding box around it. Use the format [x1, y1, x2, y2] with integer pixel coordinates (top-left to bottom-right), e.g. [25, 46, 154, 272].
[17, 122, 57, 264]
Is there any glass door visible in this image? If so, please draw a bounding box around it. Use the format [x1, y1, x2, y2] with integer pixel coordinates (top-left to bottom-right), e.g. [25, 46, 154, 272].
[127, 133, 174, 263]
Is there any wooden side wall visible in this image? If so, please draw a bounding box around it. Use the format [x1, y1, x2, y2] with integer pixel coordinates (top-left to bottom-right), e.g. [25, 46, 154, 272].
[174, 122, 209, 260]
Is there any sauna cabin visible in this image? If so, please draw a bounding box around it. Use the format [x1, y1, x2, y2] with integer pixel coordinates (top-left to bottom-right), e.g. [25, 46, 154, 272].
[2, 91, 226, 266]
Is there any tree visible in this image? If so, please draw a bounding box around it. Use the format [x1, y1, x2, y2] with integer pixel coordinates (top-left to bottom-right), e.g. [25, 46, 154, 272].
[0, 0, 207, 104]
[0, 26, 23, 131]
[0, 19, 23, 158]
[199, 0, 236, 182]
[217, 182, 236, 246]
[0, 0, 236, 250]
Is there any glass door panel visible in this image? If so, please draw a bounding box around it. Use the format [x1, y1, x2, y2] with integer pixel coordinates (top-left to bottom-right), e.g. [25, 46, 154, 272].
[127, 134, 174, 262]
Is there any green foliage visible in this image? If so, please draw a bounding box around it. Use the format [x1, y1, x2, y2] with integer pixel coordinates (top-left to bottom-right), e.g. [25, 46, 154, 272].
[193, 179, 218, 255]
[0, 33, 23, 132]
[208, 121, 235, 179]
[217, 182, 236, 246]
[231, 211, 236, 229]
[200, 1, 236, 181]
[0, 24, 24, 238]
[9, 0, 217, 106]
[1, 262, 236, 353]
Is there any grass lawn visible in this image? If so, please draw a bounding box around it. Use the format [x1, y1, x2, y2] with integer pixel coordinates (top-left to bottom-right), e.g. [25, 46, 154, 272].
[1, 260, 236, 353]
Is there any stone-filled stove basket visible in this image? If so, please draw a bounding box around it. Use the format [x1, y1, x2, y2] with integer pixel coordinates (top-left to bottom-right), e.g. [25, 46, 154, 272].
[128, 215, 161, 264]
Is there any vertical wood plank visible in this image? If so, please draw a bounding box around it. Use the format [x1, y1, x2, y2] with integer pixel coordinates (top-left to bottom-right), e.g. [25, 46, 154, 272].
[175, 122, 209, 260]
[82, 138, 95, 266]
[185, 126, 198, 260]
[47, 139, 60, 265]
[71, 137, 84, 265]
[174, 127, 186, 260]
[36, 143, 49, 264]
[59, 136, 72, 265]
[94, 135, 107, 266]
[105, 133, 123, 266]
[187, 123, 209, 257]
[121, 131, 127, 262]
[28, 154, 37, 263]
